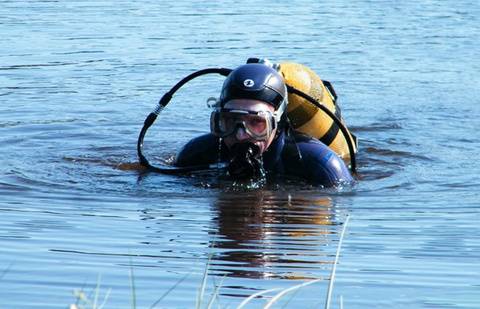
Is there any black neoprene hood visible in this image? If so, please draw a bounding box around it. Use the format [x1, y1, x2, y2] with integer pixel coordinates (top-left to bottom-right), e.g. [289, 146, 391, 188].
[219, 63, 286, 109]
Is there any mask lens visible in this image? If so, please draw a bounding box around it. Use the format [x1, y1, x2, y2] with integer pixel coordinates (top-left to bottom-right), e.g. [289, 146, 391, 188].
[243, 114, 267, 136]
[211, 109, 273, 140]
[219, 112, 238, 132]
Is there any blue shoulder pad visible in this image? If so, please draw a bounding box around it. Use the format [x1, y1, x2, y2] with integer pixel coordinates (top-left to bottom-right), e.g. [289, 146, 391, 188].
[175, 133, 222, 167]
[283, 133, 353, 187]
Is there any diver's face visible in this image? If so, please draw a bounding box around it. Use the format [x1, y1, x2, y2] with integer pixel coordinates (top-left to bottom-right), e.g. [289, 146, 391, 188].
[223, 99, 278, 155]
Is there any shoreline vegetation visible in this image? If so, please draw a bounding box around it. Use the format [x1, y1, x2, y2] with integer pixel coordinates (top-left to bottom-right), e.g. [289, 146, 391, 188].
[70, 216, 350, 309]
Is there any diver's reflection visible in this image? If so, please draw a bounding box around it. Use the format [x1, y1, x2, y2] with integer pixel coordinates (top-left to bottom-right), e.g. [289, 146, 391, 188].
[209, 190, 336, 280]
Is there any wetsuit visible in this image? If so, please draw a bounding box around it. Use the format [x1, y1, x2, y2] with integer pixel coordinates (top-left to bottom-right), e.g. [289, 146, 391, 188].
[175, 129, 353, 187]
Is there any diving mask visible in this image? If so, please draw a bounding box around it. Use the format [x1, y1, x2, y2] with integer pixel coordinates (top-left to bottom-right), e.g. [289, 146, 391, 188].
[210, 108, 280, 141]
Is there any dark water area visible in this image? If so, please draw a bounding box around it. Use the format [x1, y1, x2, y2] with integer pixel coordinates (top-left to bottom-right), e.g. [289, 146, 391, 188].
[1, 0, 479, 308]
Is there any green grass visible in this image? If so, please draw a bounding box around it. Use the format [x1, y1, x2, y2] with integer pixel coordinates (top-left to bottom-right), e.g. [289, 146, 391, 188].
[70, 275, 111, 309]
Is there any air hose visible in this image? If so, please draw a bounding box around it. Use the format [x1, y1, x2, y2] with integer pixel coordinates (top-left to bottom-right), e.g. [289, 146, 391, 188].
[286, 85, 357, 174]
[137, 68, 357, 175]
[137, 68, 232, 174]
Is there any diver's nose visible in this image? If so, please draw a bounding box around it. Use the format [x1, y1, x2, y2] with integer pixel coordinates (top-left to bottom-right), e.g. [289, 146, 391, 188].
[235, 126, 250, 141]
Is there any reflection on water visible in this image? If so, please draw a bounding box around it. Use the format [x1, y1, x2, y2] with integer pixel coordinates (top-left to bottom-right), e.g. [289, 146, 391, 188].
[210, 191, 338, 280]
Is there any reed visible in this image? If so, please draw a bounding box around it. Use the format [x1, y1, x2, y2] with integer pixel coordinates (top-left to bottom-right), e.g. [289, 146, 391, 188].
[325, 215, 350, 309]
[196, 253, 212, 309]
[70, 275, 111, 309]
[69, 215, 350, 309]
[236, 214, 350, 309]
[237, 288, 283, 309]
[264, 279, 323, 309]
[149, 273, 190, 309]
[129, 258, 137, 309]
[206, 275, 226, 309]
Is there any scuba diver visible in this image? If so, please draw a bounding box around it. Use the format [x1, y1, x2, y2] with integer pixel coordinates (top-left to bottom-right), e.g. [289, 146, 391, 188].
[137, 58, 357, 187]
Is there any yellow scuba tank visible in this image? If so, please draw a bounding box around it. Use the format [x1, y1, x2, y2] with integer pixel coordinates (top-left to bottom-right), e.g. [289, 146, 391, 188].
[279, 62, 358, 159]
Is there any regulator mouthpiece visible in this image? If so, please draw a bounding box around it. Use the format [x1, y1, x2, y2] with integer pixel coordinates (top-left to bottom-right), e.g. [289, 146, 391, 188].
[227, 143, 264, 180]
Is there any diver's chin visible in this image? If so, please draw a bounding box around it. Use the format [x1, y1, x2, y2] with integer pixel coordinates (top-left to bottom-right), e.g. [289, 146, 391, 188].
[227, 142, 265, 180]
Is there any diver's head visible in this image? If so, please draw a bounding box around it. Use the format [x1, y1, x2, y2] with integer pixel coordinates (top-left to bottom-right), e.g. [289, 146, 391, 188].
[210, 63, 287, 155]
[210, 62, 287, 180]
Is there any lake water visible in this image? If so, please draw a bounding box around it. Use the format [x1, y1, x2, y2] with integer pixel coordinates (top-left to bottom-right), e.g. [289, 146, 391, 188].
[1, 0, 479, 308]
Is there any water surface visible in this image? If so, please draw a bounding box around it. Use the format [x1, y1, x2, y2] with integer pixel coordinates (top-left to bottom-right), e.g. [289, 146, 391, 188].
[1, 0, 479, 308]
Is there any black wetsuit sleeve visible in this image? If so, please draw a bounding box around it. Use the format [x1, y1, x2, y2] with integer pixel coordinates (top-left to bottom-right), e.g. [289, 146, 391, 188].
[175, 133, 221, 167]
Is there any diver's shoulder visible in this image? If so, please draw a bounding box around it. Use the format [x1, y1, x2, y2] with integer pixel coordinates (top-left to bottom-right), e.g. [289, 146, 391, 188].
[283, 130, 353, 185]
[285, 130, 330, 149]
[175, 133, 220, 167]
[289, 131, 346, 165]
